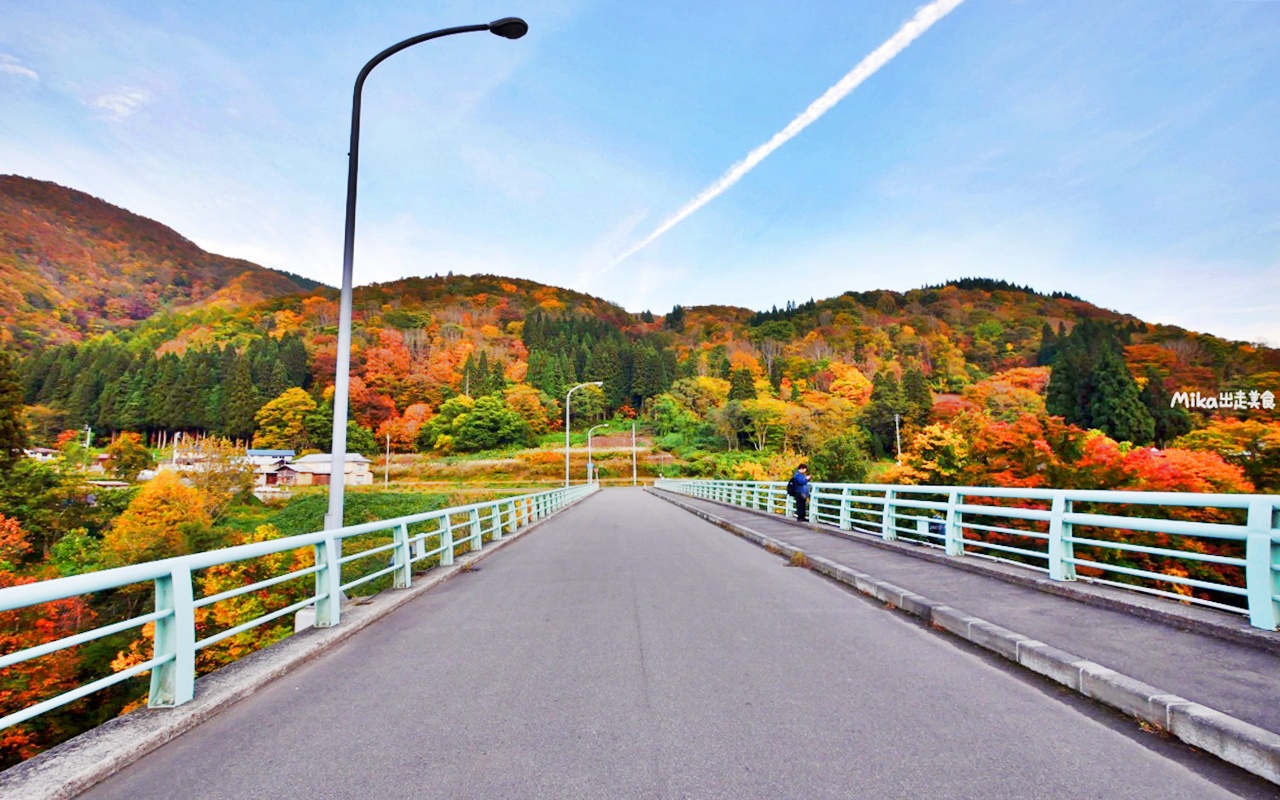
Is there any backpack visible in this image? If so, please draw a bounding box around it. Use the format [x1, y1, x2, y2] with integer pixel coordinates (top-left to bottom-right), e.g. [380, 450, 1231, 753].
[786, 476, 798, 497]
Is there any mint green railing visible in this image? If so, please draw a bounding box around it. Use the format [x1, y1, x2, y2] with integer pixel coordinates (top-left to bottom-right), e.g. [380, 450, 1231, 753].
[656, 478, 1280, 631]
[0, 483, 598, 732]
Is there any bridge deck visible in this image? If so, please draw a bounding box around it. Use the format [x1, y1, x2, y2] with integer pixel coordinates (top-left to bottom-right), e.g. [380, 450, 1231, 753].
[655, 489, 1280, 737]
[79, 489, 1265, 799]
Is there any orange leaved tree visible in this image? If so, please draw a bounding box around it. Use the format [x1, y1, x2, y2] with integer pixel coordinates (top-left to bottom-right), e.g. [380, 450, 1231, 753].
[0, 514, 93, 768]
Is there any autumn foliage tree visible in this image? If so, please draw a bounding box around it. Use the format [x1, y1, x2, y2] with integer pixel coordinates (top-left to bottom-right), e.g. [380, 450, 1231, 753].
[0, 514, 93, 768]
[194, 524, 314, 672]
[105, 432, 154, 481]
[101, 471, 212, 565]
[252, 387, 316, 451]
[1173, 419, 1280, 492]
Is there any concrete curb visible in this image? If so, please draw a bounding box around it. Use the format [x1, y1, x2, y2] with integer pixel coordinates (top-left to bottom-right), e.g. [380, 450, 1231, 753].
[650, 488, 1280, 786]
[0, 495, 595, 800]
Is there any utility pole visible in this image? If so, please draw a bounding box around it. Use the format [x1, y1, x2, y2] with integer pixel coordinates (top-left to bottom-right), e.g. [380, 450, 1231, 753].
[631, 421, 637, 486]
[384, 432, 390, 488]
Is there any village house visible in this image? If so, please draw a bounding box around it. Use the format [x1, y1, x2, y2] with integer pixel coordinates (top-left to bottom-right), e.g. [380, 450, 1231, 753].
[246, 449, 295, 467]
[255, 461, 300, 488]
[287, 453, 373, 487]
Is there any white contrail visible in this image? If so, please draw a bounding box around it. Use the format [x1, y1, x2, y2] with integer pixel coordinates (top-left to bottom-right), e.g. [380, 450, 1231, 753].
[611, 0, 967, 267]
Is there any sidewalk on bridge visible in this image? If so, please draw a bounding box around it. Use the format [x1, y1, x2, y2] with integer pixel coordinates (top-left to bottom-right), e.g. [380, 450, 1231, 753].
[651, 489, 1280, 780]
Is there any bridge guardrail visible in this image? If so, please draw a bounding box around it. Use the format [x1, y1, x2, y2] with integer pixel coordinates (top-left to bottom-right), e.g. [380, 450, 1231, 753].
[0, 483, 599, 734]
[655, 478, 1280, 631]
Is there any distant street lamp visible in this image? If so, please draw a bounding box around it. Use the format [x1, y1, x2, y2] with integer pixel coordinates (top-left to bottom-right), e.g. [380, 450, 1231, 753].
[564, 382, 602, 488]
[324, 17, 529, 532]
[586, 424, 607, 484]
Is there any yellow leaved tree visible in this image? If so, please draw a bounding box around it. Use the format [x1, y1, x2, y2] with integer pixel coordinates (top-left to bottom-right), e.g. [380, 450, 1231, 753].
[101, 471, 211, 566]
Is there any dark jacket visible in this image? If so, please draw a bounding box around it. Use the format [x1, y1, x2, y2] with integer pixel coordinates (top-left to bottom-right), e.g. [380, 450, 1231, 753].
[791, 470, 811, 499]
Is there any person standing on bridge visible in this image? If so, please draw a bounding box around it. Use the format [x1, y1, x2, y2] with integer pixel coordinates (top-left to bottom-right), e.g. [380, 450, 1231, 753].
[788, 463, 811, 523]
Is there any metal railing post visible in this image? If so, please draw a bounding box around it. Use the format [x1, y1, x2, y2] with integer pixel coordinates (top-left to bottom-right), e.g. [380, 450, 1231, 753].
[148, 565, 195, 707]
[839, 487, 852, 530]
[881, 489, 897, 541]
[314, 536, 342, 627]
[393, 523, 411, 589]
[440, 517, 455, 566]
[470, 508, 483, 552]
[413, 524, 426, 561]
[1245, 499, 1279, 631]
[1047, 492, 1076, 581]
[944, 490, 964, 556]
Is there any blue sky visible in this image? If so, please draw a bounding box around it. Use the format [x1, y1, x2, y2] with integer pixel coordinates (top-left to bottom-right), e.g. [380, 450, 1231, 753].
[1, 0, 1277, 345]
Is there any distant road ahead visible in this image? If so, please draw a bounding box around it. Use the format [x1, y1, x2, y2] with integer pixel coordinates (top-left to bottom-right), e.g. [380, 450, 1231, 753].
[82, 489, 1263, 799]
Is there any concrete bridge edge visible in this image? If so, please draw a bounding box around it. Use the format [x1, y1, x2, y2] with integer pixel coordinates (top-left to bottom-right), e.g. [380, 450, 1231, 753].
[0, 493, 600, 800]
[648, 488, 1280, 787]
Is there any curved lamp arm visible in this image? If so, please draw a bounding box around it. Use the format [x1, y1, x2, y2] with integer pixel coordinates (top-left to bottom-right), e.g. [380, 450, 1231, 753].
[326, 18, 528, 531]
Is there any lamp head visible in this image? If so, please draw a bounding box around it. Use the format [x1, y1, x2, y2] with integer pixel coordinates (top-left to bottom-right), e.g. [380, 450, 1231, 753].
[592, 381, 603, 386]
[489, 17, 528, 39]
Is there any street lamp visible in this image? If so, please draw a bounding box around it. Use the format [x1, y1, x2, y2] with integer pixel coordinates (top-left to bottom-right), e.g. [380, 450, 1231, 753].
[324, 17, 529, 532]
[564, 381, 602, 488]
[586, 423, 607, 484]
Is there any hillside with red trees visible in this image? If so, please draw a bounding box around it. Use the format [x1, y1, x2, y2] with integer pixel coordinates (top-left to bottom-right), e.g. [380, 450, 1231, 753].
[0, 175, 322, 350]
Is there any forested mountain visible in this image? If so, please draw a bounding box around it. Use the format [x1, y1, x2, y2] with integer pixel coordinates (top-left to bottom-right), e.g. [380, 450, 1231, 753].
[0, 175, 322, 350]
[6, 177, 1279, 490]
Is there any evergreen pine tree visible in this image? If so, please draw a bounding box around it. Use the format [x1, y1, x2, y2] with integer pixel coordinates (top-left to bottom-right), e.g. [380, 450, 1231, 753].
[901, 366, 933, 426]
[279, 335, 310, 388]
[476, 351, 491, 394]
[222, 357, 261, 441]
[1139, 369, 1192, 448]
[489, 358, 507, 396]
[1088, 348, 1155, 444]
[264, 360, 290, 401]
[0, 350, 28, 470]
[633, 347, 665, 404]
[154, 355, 183, 432]
[1035, 322, 1058, 367]
[66, 345, 107, 426]
[117, 363, 150, 434]
[21, 348, 55, 404]
[861, 369, 908, 458]
[727, 368, 757, 401]
[1046, 320, 1155, 443]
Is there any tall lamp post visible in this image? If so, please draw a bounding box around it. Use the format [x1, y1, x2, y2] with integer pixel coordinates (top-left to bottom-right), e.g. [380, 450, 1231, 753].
[564, 381, 602, 488]
[586, 423, 607, 484]
[324, 17, 529, 532]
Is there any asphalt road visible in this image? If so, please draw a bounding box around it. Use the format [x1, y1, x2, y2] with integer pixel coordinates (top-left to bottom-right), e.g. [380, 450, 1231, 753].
[80, 489, 1266, 799]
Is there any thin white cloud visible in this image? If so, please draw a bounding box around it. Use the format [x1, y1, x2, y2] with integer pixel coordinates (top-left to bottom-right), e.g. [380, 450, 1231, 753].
[0, 54, 39, 81]
[90, 88, 152, 119]
[610, 0, 968, 267]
